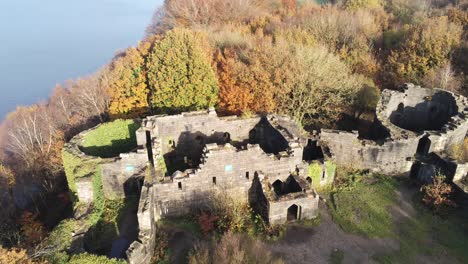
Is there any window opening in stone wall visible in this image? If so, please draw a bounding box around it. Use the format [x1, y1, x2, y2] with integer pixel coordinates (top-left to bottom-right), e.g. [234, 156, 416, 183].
[213, 177, 217, 185]
[306, 177, 312, 184]
[272, 180, 283, 195]
[416, 136, 431, 156]
[145, 131, 154, 166]
[246, 171, 250, 179]
[178, 182, 182, 190]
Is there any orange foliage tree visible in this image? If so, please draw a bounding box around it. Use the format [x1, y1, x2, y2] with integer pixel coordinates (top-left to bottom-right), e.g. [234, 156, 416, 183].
[107, 46, 150, 118]
[215, 46, 277, 115]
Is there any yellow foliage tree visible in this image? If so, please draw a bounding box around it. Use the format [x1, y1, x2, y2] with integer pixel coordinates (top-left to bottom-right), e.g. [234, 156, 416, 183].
[386, 16, 462, 87]
[0, 246, 42, 264]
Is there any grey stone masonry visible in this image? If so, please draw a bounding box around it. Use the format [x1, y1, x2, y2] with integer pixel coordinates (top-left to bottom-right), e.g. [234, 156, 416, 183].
[320, 84, 468, 176]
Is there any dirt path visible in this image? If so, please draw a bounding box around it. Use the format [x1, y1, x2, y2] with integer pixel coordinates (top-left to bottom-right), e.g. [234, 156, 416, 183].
[268, 201, 399, 264]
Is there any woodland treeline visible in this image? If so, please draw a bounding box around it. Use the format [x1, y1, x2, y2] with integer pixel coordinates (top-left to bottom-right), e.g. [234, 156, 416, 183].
[0, 0, 467, 260]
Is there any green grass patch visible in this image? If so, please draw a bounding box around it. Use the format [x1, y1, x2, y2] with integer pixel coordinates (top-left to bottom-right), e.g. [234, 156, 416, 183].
[81, 119, 140, 158]
[160, 217, 202, 236]
[373, 199, 468, 263]
[328, 173, 399, 238]
[329, 248, 344, 264]
[68, 253, 126, 264]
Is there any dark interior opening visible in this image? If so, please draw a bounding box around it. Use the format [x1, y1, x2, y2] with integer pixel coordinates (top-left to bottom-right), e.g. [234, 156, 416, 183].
[246, 172, 250, 179]
[249, 117, 289, 154]
[145, 131, 154, 166]
[416, 137, 431, 156]
[272, 176, 302, 196]
[410, 162, 421, 179]
[302, 139, 324, 161]
[389, 91, 457, 132]
[223, 132, 231, 143]
[178, 182, 182, 190]
[272, 180, 283, 195]
[306, 177, 312, 184]
[212, 177, 217, 185]
[123, 177, 144, 197]
[287, 204, 299, 221]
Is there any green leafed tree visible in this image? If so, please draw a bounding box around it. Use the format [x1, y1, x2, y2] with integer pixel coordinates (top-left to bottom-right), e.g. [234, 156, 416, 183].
[147, 28, 219, 113]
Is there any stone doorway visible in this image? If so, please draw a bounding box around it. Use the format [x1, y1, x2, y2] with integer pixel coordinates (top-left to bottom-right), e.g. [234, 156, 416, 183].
[287, 204, 300, 222]
[416, 136, 431, 156]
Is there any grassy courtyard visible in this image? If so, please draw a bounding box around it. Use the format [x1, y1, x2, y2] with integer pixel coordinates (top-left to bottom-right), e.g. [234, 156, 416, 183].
[81, 119, 140, 158]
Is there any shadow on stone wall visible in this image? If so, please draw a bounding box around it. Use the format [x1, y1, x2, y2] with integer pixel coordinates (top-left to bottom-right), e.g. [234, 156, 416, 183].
[389, 92, 458, 132]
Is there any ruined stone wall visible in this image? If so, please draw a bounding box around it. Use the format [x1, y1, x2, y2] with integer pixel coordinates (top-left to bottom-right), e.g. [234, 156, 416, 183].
[151, 143, 303, 220]
[101, 152, 148, 199]
[320, 130, 419, 175]
[127, 184, 156, 264]
[268, 193, 319, 225]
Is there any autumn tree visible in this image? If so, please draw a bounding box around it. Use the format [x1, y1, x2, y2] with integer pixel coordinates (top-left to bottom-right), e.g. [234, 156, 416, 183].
[147, 28, 219, 113]
[107, 46, 149, 118]
[421, 174, 456, 213]
[343, 0, 382, 10]
[2, 105, 65, 192]
[147, 0, 266, 34]
[0, 246, 42, 264]
[69, 72, 110, 122]
[385, 16, 462, 87]
[215, 47, 276, 115]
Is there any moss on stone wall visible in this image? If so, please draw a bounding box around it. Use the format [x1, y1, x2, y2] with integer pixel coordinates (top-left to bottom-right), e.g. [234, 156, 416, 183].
[325, 160, 336, 184]
[308, 162, 323, 189]
[62, 148, 101, 195]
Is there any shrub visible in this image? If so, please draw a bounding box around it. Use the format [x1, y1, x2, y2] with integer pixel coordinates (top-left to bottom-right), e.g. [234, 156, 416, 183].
[204, 190, 252, 233]
[45, 219, 77, 263]
[19, 212, 46, 247]
[188, 232, 284, 264]
[80, 119, 140, 158]
[0, 246, 42, 264]
[68, 253, 125, 264]
[198, 212, 219, 236]
[420, 174, 456, 213]
[448, 138, 468, 163]
[151, 228, 170, 263]
[343, 0, 382, 10]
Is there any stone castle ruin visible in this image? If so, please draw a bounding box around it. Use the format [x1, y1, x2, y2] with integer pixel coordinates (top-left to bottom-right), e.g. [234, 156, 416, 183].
[66, 84, 468, 263]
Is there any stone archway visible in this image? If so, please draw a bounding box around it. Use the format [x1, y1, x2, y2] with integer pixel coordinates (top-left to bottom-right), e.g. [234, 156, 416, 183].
[416, 136, 431, 156]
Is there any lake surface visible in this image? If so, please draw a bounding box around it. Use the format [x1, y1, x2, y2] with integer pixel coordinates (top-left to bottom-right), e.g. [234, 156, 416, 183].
[0, 0, 161, 121]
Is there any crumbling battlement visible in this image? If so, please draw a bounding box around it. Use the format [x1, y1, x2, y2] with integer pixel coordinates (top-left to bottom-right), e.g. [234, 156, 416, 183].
[376, 84, 468, 143]
[151, 141, 304, 220]
[320, 84, 468, 175]
[126, 109, 316, 264]
[64, 125, 147, 202]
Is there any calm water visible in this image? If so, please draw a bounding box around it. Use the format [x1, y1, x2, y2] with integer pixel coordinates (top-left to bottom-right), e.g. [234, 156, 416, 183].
[0, 0, 161, 121]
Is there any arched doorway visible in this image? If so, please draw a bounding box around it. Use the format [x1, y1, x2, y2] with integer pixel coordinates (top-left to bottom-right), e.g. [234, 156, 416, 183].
[416, 136, 431, 156]
[287, 204, 300, 221]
